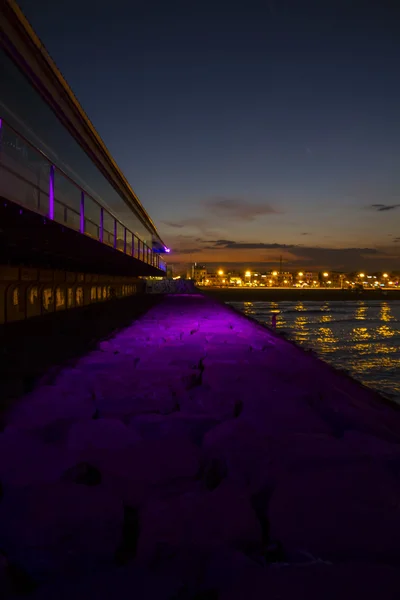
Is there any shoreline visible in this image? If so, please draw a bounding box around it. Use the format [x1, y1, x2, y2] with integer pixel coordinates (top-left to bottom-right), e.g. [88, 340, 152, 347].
[201, 287, 400, 302]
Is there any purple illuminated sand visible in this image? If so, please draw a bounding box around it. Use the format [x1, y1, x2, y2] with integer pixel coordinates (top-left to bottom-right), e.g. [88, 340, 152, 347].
[1, 294, 400, 598]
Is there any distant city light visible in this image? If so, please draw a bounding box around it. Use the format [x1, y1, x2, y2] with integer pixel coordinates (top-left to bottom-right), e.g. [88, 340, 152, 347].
[383, 273, 389, 278]
[245, 271, 251, 277]
[359, 273, 365, 278]
[323, 272, 329, 277]
[272, 271, 278, 276]
[298, 272, 304, 277]
[218, 270, 224, 276]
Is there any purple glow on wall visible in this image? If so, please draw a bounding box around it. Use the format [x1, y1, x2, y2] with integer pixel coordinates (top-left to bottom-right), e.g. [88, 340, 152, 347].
[80, 191, 85, 234]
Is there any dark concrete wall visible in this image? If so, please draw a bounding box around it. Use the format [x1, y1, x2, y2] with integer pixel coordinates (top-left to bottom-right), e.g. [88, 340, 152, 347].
[0, 265, 145, 325]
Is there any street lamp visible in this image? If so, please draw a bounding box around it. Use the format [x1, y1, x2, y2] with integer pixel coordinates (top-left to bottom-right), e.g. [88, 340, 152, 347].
[218, 270, 224, 276]
[323, 272, 329, 277]
[272, 271, 278, 276]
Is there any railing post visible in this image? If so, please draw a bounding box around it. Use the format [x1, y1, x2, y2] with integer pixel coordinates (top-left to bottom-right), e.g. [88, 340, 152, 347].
[138, 239, 141, 261]
[99, 207, 104, 242]
[114, 219, 117, 249]
[49, 164, 55, 220]
[80, 191, 85, 234]
[123, 228, 127, 253]
[131, 232, 134, 257]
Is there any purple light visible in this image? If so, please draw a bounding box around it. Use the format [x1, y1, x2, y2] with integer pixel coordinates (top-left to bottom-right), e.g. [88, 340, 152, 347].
[49, 165, 55, 220]
[165, 247, 171, 253]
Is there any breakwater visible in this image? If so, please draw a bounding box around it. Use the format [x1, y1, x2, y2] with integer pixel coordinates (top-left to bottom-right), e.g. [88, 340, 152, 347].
[1, 294, 400, 598]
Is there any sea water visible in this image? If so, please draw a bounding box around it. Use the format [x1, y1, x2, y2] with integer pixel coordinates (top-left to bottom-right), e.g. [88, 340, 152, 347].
[229, 299, 400, 403]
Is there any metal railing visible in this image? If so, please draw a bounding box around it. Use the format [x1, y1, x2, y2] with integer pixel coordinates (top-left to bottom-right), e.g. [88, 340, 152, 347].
[0, 117, 166, 272]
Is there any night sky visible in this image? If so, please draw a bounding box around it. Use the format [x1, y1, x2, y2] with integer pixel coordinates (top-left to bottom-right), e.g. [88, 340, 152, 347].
[19, 0, 400, 271]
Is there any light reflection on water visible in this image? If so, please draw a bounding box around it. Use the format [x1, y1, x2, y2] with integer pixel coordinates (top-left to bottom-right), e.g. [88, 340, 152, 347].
[229, 300, 400, 402]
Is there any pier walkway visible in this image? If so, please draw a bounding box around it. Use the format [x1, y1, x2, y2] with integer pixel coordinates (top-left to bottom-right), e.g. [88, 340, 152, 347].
[1, 294, 400, 598]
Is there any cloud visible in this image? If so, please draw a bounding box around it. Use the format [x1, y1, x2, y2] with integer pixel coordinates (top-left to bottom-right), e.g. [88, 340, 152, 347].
[204, 196, 282, 221]
[206, 240, 293, 250]
[205, 239, 380, 255]
[368, 204, 400, 212]
[174, 247, 204, 254]
[162, 217, 210, 229]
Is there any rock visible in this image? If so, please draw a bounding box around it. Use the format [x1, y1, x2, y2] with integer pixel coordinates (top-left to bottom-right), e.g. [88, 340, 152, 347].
[0, 427, 66, 487]
[0, 551, 37, 598]
[80, 436, 201, 506]
[239, 380, 333, 436]
[201, 420, 271, 492]
[31, 566, 182, 599]
[200, 546, 262, 595]
[136, 480, 263, 572]
[179, 386, 244, 420]
[5, 386, 94, 430]
[92, 385, 180, 419]
[130, 413, 219, 445]
[268, 463, 400, 563]
[219, 563, 400, 600]
[66, 418, 139, 456]
[262, 432, 367, 481]
[343, 430, 400, 458]
[62, 462, 102, 486]
[0, 483, 123, 581]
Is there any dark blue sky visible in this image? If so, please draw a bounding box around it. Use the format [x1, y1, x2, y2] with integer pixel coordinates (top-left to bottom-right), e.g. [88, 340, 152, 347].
[19, 0, 400, 269]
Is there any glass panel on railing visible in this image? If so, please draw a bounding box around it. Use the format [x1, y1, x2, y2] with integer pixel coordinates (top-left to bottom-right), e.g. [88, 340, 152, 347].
[0, 122, 49, 214]
[115, 222, 124, 252]
[102, 210, 114, 247]
[134, 237, 139, 260]
[53, 170, 81, 231]
[84, 195, 100, 240]
[103, 209, 114, 247]
[125, 229, 132, 255]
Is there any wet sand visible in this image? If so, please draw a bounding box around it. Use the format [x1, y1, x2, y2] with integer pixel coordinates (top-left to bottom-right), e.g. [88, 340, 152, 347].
[1, 293, 400, 598]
